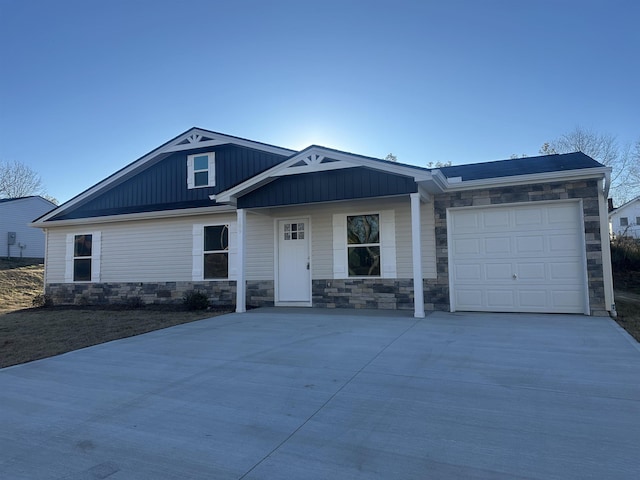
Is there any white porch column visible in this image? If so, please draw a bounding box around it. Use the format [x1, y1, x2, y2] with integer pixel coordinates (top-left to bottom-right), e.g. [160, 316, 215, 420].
[236, 208, 246, 313]
[410, 192, 425, 318]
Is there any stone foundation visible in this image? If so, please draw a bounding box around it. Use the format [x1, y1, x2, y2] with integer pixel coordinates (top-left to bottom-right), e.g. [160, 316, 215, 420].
[311, 278, 447, 312]
[45, 280, 276, 308]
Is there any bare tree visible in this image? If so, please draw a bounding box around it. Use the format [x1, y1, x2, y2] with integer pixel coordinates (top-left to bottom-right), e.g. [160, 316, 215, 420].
[384, 153, 398, 162]
[0, 159, 46, 198]
[541, 127, 638, 203]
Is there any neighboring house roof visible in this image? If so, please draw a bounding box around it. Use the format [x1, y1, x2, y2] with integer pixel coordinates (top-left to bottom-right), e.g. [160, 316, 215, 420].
[608, 195, 640, 218]
[0, 195, 55, 205]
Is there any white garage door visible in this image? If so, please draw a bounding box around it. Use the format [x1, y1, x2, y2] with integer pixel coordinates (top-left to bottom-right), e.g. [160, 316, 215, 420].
[448, 201, 588, 314]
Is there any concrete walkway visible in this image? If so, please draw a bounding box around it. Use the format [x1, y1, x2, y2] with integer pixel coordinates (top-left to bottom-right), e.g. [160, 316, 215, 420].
[1, 309, 639, 479]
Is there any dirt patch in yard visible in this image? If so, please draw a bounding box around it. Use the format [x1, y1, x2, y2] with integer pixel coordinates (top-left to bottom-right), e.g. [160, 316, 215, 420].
[0, 306, 231, 368]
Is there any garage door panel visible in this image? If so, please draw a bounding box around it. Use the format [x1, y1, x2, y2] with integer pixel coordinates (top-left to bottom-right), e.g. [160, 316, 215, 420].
[551, 290, 584, 308]
[548, 205, 581, 226]
[514, 208, 543, 226]
[482, 210, 510, 228]
[485, 263, 512, 280]
[485, 236, 511, 254]
[516, 263, 546, 280]
[452, 212, 479, 232]
[454, 264, 482, 280]
[452, 238, 481, 255]
[548, 234, 580, 253]
[487, 289, 515, 307]
[549, 262, 583, 280]
[518, 289, 547, 308]
[515, 235, 545, 254]
[449, 201, 587, 314]
[455, 289, 483, 308]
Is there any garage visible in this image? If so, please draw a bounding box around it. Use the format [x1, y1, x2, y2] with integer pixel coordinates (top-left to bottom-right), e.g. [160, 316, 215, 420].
[448, 201, 589, 314]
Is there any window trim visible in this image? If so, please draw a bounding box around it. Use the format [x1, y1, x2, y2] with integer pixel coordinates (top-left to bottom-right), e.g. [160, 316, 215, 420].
[65, 232, 101, 283]
[187, 152, 216, 189]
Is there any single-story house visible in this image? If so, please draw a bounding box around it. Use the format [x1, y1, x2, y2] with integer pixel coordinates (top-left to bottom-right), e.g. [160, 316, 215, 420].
[32, 128, 615, 317]
[609, 195, 640, 238]
[1, 196, 56, 259]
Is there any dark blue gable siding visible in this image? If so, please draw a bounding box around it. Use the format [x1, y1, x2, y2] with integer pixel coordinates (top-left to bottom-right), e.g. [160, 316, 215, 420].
[52, 145, 287, 220]
[237, 167, 417, 208]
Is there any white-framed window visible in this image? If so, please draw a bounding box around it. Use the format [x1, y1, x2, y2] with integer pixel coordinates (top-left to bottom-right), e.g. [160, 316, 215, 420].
[192, 222, 236, 280]
[620, 217, 629, 227]
[65, 232, 101, 282]
[347, 214, 380, 277]
[203, 224, 229, 279]
[332, 210, 396, 279]
[187, 152, 215, 189]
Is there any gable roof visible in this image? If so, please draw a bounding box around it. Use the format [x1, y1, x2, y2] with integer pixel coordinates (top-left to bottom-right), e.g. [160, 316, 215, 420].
[34, 128, 295, 224]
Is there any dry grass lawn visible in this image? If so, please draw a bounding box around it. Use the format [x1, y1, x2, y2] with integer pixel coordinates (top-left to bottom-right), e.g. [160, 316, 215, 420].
[0, 258, 45, 312]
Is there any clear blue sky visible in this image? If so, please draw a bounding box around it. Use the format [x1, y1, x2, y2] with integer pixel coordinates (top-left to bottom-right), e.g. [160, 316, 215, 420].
[1, 0, 638, 203]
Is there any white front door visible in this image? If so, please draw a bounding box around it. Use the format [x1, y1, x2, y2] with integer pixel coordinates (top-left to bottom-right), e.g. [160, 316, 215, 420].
[277, 218, 311, 304]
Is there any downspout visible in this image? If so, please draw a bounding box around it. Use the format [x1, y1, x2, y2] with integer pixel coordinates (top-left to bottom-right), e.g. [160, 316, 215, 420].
[598, 173, 616, 317]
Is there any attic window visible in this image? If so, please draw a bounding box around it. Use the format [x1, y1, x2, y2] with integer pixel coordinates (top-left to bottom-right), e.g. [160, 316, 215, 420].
[187, 152, 215, 189]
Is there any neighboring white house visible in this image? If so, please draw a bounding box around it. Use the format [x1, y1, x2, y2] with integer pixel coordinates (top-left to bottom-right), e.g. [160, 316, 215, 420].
[609, 196, 640, 238]
[0, 196, 56, 259]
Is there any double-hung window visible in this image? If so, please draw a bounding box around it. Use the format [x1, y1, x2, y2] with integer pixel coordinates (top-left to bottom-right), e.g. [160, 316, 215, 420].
[66, 232, 100, 283]
[347, 214, 381, 277]
[620, 217, 629, 227]
[204, 225, 229, 279]
[73, 234, 93, 281]
[187, 152, 215, 189]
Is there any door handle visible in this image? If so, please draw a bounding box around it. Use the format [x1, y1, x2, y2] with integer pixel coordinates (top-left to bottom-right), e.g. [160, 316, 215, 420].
[307, 262, 310, 270]
[512, 274, 517, 280]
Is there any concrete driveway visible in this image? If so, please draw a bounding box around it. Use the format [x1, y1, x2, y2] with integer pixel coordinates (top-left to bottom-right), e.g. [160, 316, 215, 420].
[1, 309, 639, 479]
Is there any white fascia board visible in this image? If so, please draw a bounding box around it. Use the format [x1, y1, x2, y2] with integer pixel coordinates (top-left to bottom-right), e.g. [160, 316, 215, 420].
[35, 128, 295, 225]
[438, 167, 611, 191]
[215, 146, 433, 203]
[30, 204, 237, 229]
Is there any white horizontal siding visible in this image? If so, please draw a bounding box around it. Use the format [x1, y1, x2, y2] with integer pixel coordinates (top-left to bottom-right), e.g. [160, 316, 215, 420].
[45, 213, 236, 283]
[245, 213, 275, 280]
[43, 196, 438, 285]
